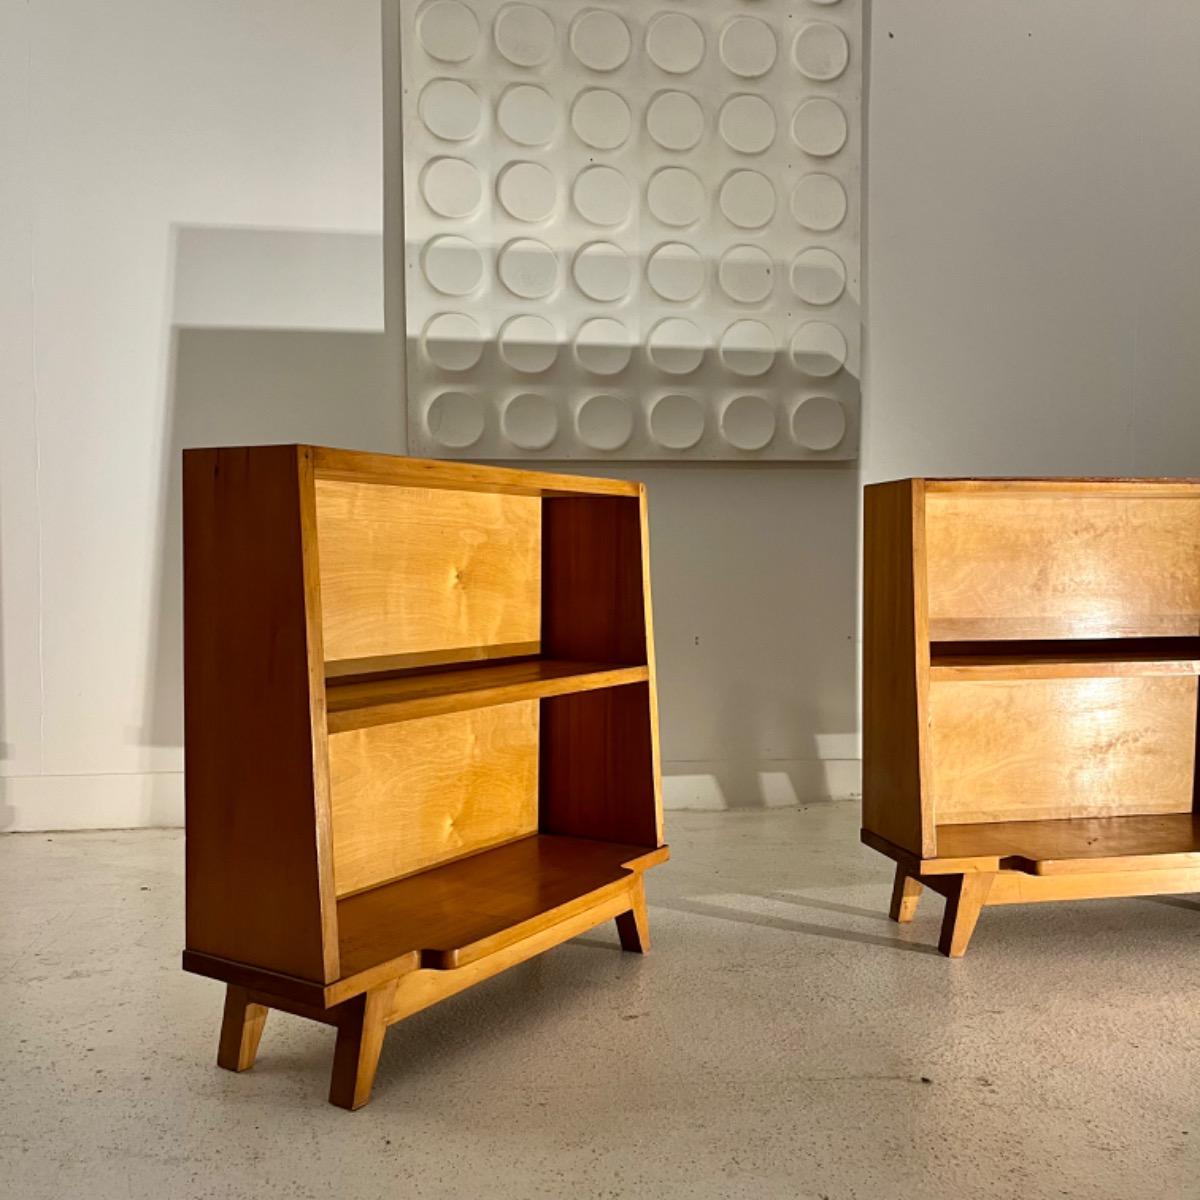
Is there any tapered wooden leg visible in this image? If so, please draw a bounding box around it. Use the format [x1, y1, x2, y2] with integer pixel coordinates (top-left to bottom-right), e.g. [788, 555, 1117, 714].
[889, 865, 924, 923]
[328, 980, 397, 1111]
[938, 872, 994, 958]
[615, 877, 650, 953]
[217, 985, 268, 1072]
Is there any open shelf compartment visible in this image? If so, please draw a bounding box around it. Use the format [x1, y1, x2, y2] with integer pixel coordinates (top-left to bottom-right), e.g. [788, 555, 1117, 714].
[337, 834, 669, 975]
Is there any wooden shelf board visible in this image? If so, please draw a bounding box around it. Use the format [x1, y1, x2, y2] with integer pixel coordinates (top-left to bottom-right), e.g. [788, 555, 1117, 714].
[935, 814, 1200, 875]
[336, 834, 669, 975]
[930, 638, 1200, 680]
[326, 660, 649, 732]
[929, 616, 1200, 641]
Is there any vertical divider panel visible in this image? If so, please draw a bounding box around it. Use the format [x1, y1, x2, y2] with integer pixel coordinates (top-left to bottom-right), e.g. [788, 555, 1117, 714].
[862, 479, 935, 858]
[539, 494, 660, 847]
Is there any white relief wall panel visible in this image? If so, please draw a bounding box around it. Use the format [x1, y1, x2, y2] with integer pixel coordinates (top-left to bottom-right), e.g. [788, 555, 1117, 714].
[401, 0, 861, 460]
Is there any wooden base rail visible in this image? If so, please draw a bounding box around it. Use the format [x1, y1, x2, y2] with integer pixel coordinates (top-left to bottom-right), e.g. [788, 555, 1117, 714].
[215, 876, 651, 1110]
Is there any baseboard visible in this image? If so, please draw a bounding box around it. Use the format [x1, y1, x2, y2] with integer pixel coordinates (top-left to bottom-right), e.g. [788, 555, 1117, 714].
[662, 758, 861, 810]
[0, 772, 185, 832]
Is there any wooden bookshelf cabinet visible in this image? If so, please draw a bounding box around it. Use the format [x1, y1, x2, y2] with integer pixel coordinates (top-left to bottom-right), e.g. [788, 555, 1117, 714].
[181, 446, 667, 1108]
[863, 478, 1200, 957]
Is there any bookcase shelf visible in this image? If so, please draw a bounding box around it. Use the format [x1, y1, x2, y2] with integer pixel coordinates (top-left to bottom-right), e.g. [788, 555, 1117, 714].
[182, 445, 666, 1108]
[326, 659, 649, 731]
[863, 477, 1200, 956]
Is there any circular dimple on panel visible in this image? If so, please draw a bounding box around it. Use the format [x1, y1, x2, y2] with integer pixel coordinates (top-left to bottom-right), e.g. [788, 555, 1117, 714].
[423, 312, 484, 371]
[418, 0, 480, 62]
[646, 12, 705, 74]
[790, 321, 847, 377]
[570, 9, 631, 71]
[498, 314, 558, 373]
[502, 393, 559, 449]
[576, 394, 634, 451]
[573, 241, 632, 302]
[575, 317, 633, 375]
[419, 79, 482, 141]
[422, 235, 484, 295]
[793, 21, 849, 80]
[572, 165, 632, 227]
[646, 91, 704, 151]
[494, 4, 555, 67]
[649, 394, 705, 450]
[426, 391, 485, 448]
[570, 89, 631, 150]
[497, 161, 556, 222]
[720, 170, 776, 229]
[792, 97, 848, 157]
[720, 319, 776, 376]
[647, 243, 705, 302]
[790, 247, 846, 305]
[718, 244, 774, 304]
[791, 173, 847, 231]
[719, 16, 777, 78]
[719, 95, 776, 154]
[721, 394, 776, 451]
[421, 157, 482, 218]
[647, 317, 706, 375]
[498, 237, 558, 298]
[647, 166, 705, 227]
[792, 395, 846, 450]
[497, 84, 557, 145]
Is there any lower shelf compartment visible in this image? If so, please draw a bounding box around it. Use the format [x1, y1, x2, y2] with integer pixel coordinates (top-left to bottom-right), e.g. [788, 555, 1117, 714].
[935, 813, 1200, 874]
[337, 834, 668, 974]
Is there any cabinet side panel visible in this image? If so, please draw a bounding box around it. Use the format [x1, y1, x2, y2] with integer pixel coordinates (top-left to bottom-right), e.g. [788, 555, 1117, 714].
[540, 494, 659, 847]
[184, 446, 336, 982]
[862, 480, 933, 856]
[541, 496, 647, 664]
[539, 684, 659, 848]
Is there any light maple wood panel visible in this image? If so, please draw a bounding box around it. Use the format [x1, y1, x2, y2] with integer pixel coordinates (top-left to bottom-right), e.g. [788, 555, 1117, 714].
[328, 700, 539, 897]
[315, 479, 541, 666]
[929, 675, 1197, 824]
[925, 493, 1200, 639]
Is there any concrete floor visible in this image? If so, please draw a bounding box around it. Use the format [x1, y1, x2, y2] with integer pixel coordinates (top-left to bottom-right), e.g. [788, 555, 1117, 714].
[1, 802, 1197, 1200]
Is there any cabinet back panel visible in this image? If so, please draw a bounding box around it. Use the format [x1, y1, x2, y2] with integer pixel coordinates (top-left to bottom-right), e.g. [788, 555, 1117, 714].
[315, 480, 541, 669]
[925, 494, 1200, 639]
[328, 700, 539, 896]
[929, 675, 1197, 824]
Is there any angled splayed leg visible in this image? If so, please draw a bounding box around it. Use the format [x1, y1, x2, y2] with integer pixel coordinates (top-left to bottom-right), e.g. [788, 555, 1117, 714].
[217, 985, 269, 1072]
[615, 876, 650, 953]
[889, 864, 924, 923]
[328, 980, 397, 1111]
[938, 872, 994, 958]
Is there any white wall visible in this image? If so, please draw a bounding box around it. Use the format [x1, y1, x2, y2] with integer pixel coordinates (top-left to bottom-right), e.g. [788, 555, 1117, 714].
[5, 0, 1200, 829]
[0, 0, 386, 828]
[864, 0, 1200, 481]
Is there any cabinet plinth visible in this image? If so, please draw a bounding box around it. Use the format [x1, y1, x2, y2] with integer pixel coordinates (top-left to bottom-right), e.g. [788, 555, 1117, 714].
[183, 446, 666, 1108]
[863, 477, 1200, 956]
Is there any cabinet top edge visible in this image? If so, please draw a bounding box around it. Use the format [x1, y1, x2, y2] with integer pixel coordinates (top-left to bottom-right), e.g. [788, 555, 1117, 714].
[868, 477, 1200, 495]
[182, 445, 643, 498]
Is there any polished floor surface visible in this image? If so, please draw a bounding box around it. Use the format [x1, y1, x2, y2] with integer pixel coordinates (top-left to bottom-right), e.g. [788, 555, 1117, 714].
[2, 803, 1197, 1199]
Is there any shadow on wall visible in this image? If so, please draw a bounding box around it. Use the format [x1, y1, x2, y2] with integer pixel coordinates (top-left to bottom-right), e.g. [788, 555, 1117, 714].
[140, 224, 397, 750]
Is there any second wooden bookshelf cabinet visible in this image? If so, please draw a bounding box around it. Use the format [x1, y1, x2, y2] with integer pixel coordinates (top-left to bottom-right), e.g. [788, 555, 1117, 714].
[863, 478, 1200, 957]
[181, 446, 667, 1109]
